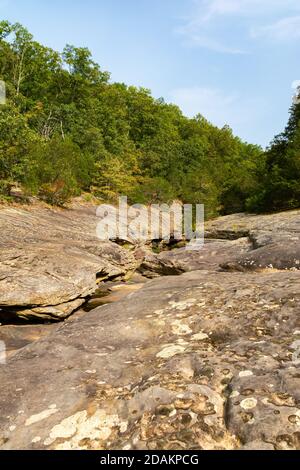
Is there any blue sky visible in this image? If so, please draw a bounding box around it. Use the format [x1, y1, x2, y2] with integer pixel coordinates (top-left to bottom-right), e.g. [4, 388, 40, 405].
[1, 0, 300, 147]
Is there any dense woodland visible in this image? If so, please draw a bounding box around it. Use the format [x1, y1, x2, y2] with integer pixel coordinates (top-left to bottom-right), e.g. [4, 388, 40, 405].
[0, 21, 299, 217]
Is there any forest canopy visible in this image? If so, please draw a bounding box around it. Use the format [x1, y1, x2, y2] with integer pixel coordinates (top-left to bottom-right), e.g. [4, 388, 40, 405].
[0, 21, 299, 217]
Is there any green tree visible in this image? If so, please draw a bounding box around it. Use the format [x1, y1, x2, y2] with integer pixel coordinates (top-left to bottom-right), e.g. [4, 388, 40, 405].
[0, 20, 266, 216]
[250, 89, 300, 212]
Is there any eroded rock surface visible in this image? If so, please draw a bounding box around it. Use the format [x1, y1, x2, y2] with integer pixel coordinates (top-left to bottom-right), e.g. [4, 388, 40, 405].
[155, 238, 251, 275]
[1, 270, 299, 450]
[1, 208, 300, 450]
[222, 242, 300, 272]
[205, 210, 300, 243]
[0, 204, 137, 321]
[206, 211, 300, 272]
[0, 324, 56, 358]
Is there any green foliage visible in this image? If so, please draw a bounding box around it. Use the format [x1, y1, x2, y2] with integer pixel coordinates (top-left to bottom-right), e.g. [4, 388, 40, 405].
[132, 177, 176, 205]
[92, 154, 138, 203]
[0, 103, 37, 184]
[0, 20, 272, 217]
[250, 92, 300, 212]
[23, 137, 90, 204]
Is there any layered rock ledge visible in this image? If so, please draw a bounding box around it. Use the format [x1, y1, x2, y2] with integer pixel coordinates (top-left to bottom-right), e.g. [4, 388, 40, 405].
[0, 207, 300, 450]
[206, 210, 300, 272]
[0, 203, 137, 321]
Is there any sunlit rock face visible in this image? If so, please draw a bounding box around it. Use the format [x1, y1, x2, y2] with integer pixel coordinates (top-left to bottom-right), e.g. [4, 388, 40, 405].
[206, 211, 300, 271]
[0, 269, 300, 450]
[0, 204, 137, 321]
[1, 208, 300, 450]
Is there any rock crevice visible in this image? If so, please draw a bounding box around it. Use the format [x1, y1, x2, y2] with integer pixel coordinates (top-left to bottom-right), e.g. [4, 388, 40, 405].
[0, 207, 300, 450]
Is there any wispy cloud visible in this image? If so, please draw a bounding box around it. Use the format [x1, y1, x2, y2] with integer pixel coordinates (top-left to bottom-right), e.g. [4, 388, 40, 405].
[177, 0, 300, 53]
[252, 15, 300, 41]
[201, 0, 256, 20]
[169, 86, 238, 124]
[168, 85, 268, 144]
[201, 0, 300, 19]
[178, 30, 245, 54]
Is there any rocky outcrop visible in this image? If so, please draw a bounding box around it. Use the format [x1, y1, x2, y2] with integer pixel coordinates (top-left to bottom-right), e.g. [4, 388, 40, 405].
[0, 324, 56, 358]
[140, 210, 300, 278]
[3, 205, 298, 322]
[222, 242, 300, 272]
[1, 207, 300, 450]
[150, 238, 251, 276]
[0, 269, 299, 450]
[0, 204, 137, 321]
[136, 247, 186, 278]
[205, 210, 300, 243]
[206, 211, 300, 272]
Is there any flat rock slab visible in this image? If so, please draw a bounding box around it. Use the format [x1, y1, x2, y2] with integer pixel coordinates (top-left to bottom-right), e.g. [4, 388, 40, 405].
[157, 238, 251, 274]
[0, 324, 56, 358]
[138, 239, 251, 278]
[0, 205, 136, 320]
[206, 211, 300, 243]
[222, 242, 300, 272]
[1, 270, 299, 450]
[206, 211, 300, 272]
